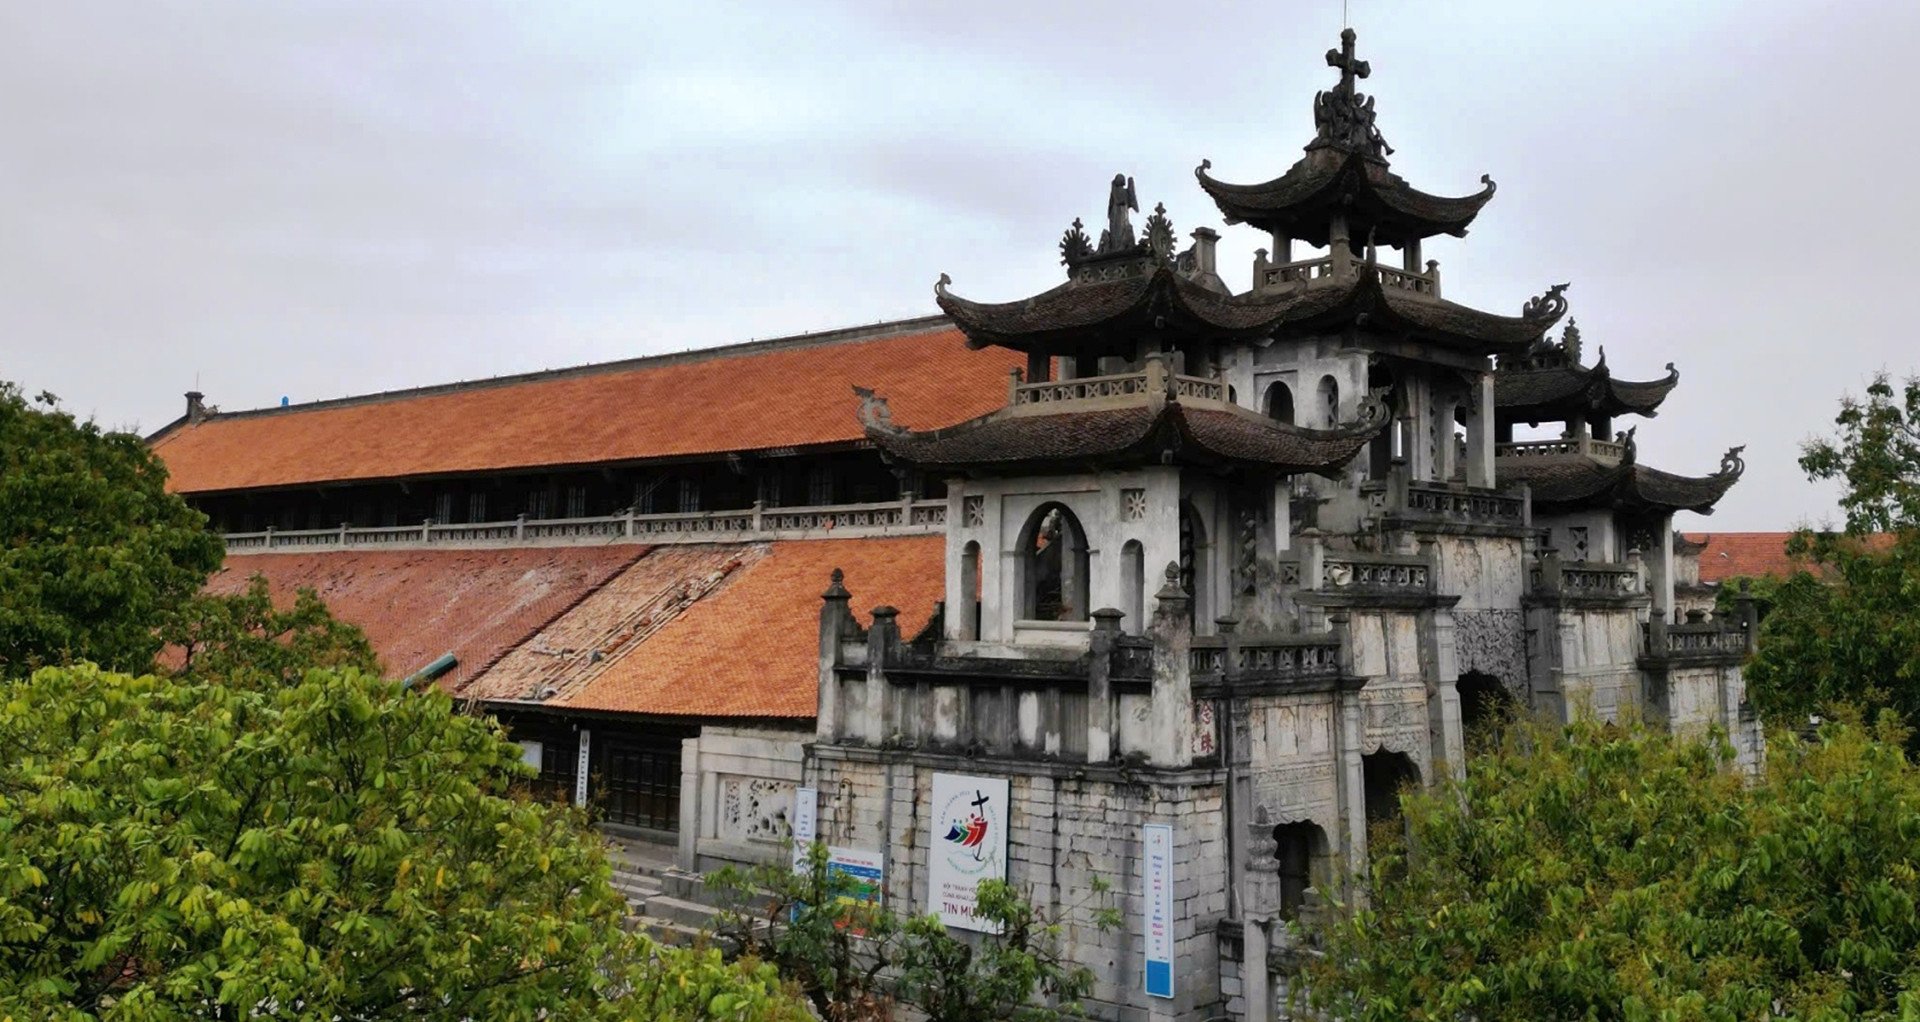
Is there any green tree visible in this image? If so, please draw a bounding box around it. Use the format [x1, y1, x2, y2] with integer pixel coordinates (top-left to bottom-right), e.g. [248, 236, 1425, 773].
[0, 384, 222, 676]
[160, 575, 380, 687]
[708, 843, 1116, 1022]
[1306, 714, 1920, 1021]
[0, 664, 807, 1022]
[1745, 372, 1920, 733]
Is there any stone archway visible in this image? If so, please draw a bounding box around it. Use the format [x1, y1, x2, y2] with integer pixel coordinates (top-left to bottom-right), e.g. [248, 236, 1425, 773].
[1361, 749, 1420, 826]
[1457, 670, 1514, 749]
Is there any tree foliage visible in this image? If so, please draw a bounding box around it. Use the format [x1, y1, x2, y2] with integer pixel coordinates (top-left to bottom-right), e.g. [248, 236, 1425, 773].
[1307, 715, 1920, 1021]
[708, 843, 1117, 1022]
[1744, 372, 1920, 734]
[0, 385, 222, 676]
[160, 575, 380, 687]
[0, 664, 807, 1021]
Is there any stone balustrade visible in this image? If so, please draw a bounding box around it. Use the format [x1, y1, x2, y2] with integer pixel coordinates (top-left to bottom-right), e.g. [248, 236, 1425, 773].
[1645, 610, 1753, 661]
[221, 498, 948, 553]
[1190, 635, 1343, 684]
[1498, 437, 1627, 462]
[1530, 556, 1641, 597]
[1280, 544, 1434, 597]
[1010, 365, 1226, 408]
[1370, 477, 1525, 528]
[1252, 251, 1441, 298]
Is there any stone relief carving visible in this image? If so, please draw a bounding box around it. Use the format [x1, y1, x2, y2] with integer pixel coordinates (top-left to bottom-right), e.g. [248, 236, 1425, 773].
[963, 495, 985, 527]
[719, 776, 795, 845]
[1454, 609, 1527, 692]
[1121, 487, 1147, 522]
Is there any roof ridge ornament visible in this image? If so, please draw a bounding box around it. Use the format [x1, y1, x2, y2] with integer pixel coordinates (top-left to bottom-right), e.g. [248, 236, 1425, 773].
[1059, 218, 1093, 266]
[1718, 445, 1747, 479]
[1619, 425, 1638, 466]
[1562, 319, 1582, 363]
[851, 385, 900, 434]
[1309, 28, 1393, 162]
[1100, 173, 1139, 254]
[1521, 282, 1571, 325]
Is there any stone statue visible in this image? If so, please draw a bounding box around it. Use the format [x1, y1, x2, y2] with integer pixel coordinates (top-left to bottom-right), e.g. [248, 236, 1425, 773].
[1100, 174, 1138, 253]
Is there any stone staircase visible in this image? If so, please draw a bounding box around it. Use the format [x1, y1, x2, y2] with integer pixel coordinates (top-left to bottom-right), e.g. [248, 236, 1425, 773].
[606, 838, 738, 947]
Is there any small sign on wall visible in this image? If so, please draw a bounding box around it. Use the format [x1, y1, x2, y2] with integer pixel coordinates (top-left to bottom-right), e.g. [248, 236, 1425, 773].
[791, 786, 819, 873]
[1143, 823, 1175, 999]
[574, 729, 591, 808]
[927, 773, 1010, 932]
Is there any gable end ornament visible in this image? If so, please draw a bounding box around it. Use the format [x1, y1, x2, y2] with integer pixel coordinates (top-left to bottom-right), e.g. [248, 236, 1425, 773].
[852, 385, 899, 434]
[1521, 281, 1571, 325]
[1718, 445, 1747, 479]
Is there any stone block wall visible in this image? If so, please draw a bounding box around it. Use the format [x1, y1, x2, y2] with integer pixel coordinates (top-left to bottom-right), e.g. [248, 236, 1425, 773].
[810, 746, 1230, 1021]
[679, 726, 810, 871]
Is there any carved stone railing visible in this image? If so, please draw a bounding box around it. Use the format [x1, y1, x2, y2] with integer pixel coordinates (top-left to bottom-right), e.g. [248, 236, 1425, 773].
[222, 499, 948, 553]
[1375, 479, 1525, 528]
[1111, 636, 1155, 681]
[1645, 613, 1752, 662]
[1281, 544, 1434, 598]
[1010, 367, 1225, 408]
[1252, 252, 1441, 298]
[1190, 635, 1343, 685]
[1498, 437, 1626, 462]
[1012, 370, 1150, 406]
[1530, 556, 1641, 597]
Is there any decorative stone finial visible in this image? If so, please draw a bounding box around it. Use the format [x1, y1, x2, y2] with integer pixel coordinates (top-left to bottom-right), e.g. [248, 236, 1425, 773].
[1143, 203, 1175, 260]
[823, 568, 849, 599]
[851, 385, 896, 433]
[1059, 217, 1092, 266]
[1718, 445, 1747, 479]
[1310, 29, 1393, 160]
[1522, 282, 1571, 324]
[1561, 319, 1582, 363]
[934, 272, 952, 297]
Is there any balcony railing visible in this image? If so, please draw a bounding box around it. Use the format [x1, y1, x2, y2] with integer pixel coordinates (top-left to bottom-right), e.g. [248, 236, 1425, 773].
[1399, 481, 1526, 527]
[1645, 613, 1752, 661]
[1530, 556, 1641, 597]
[1253, 251, 1441, 298]
[1190, 635, 1343, 684]
[1281, 544, 1435, 598]
[1011, 366, 1226, 408]
[1498, 437, 1627, 462]
[221, 498, 949, 553]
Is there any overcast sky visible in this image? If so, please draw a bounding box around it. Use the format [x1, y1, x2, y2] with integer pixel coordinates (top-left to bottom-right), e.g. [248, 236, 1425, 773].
[4, 1, 1916, 531]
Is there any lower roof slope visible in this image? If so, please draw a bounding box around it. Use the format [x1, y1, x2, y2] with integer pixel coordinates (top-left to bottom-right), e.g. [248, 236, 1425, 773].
[152, 321, 1019, 495]
[204, 545, 648, 688]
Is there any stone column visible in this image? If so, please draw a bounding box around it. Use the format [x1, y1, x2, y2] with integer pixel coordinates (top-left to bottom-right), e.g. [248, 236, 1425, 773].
[678, 737, 701, 869]
[1465, 372, 1496, 488]
[1244, 918, 1273, 1022]
[1330, 612, 1369, 880]
[1088, 608, 1123, 763]
[1657, 522, 1677, 625]
[1148, 562, 1195, 768]
[866, 606, 899, 744]
[817, 569, 853, 740]
[1427, 609, 1465, 781]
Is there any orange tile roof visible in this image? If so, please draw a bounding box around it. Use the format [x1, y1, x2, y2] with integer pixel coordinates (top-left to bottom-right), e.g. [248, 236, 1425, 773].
[203, 545, 648, 688]
[152, 322, 1019, 494]
[1684, 531, 1894, 584]
[460, 536, 945, 719]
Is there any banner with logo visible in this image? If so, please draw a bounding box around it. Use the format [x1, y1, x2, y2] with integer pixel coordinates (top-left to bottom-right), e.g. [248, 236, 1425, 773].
[927, 773, 1009, 932]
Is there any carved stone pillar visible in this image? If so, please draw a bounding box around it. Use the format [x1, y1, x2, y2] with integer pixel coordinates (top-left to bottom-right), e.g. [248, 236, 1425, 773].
[1087, 608, 1122, 763]
[866, 606, 899, 744]
[817, 569, 852, 740]
[1148, 562, 1195, 768]
[1465, 372, 1496, 488]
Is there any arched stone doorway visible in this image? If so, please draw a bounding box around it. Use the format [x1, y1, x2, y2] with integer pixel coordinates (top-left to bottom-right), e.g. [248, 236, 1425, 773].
[1456, 670, 1514, 749]
[1272, 820, 1327, 920]
[1361, 749, 1420, 826]
[1018, 503, 1090, 622]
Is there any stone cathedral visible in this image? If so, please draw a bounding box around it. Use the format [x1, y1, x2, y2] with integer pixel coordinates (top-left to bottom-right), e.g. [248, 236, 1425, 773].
[812, 29, 1756, 1022]
[152, 27, 1762, 1022]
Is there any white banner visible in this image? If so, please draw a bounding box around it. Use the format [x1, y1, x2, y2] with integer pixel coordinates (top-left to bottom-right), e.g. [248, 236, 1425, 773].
[1143, 823, 1175, 999]
[791, 786, 819, 873]
[927, 773, 1009, 931]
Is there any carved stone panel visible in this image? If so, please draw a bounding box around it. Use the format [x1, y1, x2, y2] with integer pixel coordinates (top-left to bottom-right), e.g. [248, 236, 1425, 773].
[718, 775, 796, 846]
[1455, 609, 1527, 691]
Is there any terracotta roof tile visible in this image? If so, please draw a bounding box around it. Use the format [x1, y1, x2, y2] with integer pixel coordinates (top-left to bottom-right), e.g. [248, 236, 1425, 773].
[460, 536, 944, 719]
[203, 546, 647, 687]
[153, 324, 1019, 494]
[1683, 531, 1893, 584]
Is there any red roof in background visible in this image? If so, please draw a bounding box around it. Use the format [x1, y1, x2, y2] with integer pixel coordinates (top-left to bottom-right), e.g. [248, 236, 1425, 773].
[460, 536, 945, 719]
[1684, 531, 1894, 583]
[205, 546, 647, 688]
[151, 322, 1020, 495]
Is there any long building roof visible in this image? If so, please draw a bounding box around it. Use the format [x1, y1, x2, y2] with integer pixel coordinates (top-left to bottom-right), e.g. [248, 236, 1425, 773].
[150, 318, 1019, 495]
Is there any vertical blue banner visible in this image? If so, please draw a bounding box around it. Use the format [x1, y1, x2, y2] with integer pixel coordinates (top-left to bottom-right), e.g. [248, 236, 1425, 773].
[1143, 823, 1175, 999]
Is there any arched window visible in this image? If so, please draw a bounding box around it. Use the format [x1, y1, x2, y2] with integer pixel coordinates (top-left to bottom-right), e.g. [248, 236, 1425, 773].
[1264, 381, 1295, 425]
[1272, 821, 1326, 920]
[1316, 375, 1340, 426]
[1019, 503, 1090, 622]
[959, 541, 982, 640]
[1120, 540, 1145, 634]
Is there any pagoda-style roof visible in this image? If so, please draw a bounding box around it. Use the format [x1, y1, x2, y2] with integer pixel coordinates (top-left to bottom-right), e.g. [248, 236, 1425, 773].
[1494, 322, 1679, 424]
[1501, 443, 1745, 516]
[936, 262, 1568, 358]
[1196, 151, 1495, 250]
[1195, 29, 1496, 248]
[853, 361, 1383, 477]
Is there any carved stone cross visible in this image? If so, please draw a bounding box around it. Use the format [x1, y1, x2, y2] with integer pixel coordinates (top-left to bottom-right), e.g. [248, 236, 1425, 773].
[1325, 27, 1370, 96]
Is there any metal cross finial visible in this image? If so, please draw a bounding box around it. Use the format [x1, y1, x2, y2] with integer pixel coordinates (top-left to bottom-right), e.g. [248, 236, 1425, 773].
[1326, 27, 1370, 95]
